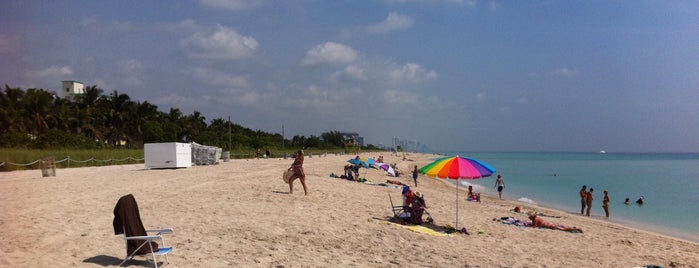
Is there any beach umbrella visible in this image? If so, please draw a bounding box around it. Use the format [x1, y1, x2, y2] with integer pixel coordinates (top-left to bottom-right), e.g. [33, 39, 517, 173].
[375, 163, 396, 177]
[419, 155, 496, 228]
[348, 158, 370, 168]
[365, 157, 376, 166]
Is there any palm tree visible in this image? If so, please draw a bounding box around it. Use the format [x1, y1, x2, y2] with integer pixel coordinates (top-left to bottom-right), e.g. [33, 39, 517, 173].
[21, 88, 55, 136]
[0, 85, 27, 134]
[127, 101, 159, 147]
[102, 90, 132, 147]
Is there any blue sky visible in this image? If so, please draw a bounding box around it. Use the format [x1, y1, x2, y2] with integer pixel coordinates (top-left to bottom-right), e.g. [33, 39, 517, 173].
[2, 1, 698, 152]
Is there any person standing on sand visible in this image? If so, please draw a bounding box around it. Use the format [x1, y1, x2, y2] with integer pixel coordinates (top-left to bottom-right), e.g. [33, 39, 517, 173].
[495, 174, 505, 199]
[412, 165, 419, 187]
[288, 150, 307, 195]
[579, 185, 588, 215]
[602, 190, 610, 218]
[586, 188, 594, 216]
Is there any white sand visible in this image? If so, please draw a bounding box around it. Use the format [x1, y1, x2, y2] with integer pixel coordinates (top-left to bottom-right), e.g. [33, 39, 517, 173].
[1, 152, 697, 267]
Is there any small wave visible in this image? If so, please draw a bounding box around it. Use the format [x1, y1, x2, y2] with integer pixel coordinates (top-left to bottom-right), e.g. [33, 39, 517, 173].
[518, 197, 537, 204]
[459, 181, 485, 191]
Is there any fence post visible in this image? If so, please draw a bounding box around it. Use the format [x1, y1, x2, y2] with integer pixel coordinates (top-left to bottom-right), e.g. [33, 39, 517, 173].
[41, 156, 56, 177]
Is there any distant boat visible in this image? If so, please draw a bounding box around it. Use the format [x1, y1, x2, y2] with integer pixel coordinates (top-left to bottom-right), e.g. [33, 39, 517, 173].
[599, 150, 606, 154]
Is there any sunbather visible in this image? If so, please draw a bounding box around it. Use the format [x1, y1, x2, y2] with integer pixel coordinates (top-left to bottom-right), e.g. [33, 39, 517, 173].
[528, 212, 582, 233]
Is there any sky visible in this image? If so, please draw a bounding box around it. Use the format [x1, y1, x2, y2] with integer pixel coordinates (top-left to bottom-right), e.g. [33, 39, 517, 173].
[2, 0, 698, 152]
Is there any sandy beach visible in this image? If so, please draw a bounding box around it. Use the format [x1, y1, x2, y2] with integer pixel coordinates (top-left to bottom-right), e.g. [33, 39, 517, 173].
[1, 152, 697, 267]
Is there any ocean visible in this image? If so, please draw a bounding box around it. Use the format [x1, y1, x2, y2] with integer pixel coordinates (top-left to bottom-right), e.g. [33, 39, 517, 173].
[438, 152, 699, 242]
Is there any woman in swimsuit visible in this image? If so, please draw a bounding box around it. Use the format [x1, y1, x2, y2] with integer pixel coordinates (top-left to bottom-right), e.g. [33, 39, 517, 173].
[602, 190, 610, 218]
[288, 150, 307, 195]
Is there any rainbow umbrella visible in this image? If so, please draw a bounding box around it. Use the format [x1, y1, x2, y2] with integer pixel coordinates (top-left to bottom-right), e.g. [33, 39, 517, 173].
[419, 155, 496, 228]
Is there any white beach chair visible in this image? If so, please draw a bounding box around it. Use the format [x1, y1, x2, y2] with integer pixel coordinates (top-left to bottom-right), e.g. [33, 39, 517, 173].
[113, 194, 174, 268]
[118, 228, 174, 268]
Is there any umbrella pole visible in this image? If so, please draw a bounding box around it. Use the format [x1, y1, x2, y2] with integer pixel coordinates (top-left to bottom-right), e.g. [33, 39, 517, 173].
[456, 178, 459, 228]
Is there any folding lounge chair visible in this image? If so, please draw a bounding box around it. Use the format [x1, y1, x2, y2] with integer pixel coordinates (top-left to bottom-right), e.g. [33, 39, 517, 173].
[113, 194, 174, 268]
[388, 193, 434, 224]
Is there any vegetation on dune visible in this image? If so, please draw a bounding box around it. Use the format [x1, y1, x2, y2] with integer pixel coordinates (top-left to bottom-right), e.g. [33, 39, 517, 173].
[0, 85, 384, 171]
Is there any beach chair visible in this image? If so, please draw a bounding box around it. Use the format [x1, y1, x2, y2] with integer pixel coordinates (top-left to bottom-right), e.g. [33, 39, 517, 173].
[389, 193, 434, 224]
[113, 194, 174, 268]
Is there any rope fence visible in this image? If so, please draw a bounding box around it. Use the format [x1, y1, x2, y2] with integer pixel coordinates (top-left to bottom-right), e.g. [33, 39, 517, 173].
[1, 150, 355, 171]
[0, 156, 145, 170]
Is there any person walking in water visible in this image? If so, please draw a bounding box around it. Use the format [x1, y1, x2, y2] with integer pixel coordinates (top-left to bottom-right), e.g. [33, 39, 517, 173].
[602, 190, 610, 218]
[579, 185, 588, 215]
[586, 188, 594, 217]
[412, 165, 419, 187]
[494, 174, 506, 199]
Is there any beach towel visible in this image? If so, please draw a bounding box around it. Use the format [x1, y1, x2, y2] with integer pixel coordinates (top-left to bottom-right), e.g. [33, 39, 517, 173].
[113, 194, 159, 255]
[497, 217, 531, 227]
[386, 221, 452, 237]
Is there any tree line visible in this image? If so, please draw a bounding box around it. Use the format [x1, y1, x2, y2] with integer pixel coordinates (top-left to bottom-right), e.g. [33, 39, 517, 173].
[0, 85, 378, 151]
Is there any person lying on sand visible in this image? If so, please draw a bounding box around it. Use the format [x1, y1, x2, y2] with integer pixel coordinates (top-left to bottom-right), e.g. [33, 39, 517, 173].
[528, 212, 583, 233]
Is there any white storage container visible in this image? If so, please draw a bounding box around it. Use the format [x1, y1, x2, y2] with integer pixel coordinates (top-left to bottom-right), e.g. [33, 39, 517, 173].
[144, 142, 192, 169]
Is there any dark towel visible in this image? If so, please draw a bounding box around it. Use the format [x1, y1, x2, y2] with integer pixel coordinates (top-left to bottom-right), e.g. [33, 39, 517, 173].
[113, 194, 159, 255]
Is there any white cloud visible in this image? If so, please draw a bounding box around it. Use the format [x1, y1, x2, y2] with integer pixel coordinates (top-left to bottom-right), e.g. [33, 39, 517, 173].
[180, 25, 258, 60]
[238, 91, 261, 105]
[551, 67, 580, 78]
[384, 89, 418, 104]
[389, 63, 438, 82]
[117, 59, 144, 86]
[27, 65, 74, 81]
[300, 42, 358, 66]
[331, 65, 368, 81]
[366, 12, 414, 34]
[118, 59, 143, 74]
[190, 66, 249, 88]
[199, 0, 262, 10]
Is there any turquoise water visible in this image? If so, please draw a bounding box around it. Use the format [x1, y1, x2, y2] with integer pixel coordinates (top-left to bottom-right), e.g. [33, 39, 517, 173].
[440, 152, 699, 242]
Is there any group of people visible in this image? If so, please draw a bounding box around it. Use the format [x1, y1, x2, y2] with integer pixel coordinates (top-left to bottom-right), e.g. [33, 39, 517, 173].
[624, 196, 644, 205]
[578, 185, 611, 218]
[579, 185, 646, 218]
[256, 147, 272, 159]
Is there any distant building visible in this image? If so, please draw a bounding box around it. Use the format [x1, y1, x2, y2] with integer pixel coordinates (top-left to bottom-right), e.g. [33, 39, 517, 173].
[60, 80, 84, 101]
[340, 132, 364, 147]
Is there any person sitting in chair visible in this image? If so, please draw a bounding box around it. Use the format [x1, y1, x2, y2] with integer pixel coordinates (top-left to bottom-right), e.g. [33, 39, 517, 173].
[408, 191, 427, 224]
[467, 185, 480, 202]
